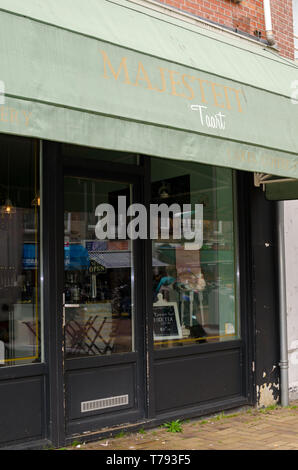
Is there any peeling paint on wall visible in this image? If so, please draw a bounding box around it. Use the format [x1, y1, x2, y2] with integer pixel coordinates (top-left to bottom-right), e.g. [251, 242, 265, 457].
[289, 382, 298, 400]
[256, 381, 279, 408]
[256, 366, 280, 408]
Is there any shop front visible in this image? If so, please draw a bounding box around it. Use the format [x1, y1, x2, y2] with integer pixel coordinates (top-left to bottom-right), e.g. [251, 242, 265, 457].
[0, 0, 297, 448]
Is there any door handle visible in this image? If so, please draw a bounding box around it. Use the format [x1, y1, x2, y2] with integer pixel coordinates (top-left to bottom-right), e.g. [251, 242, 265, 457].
[62, 293, 80, 328]
[62, 293, 80, 308]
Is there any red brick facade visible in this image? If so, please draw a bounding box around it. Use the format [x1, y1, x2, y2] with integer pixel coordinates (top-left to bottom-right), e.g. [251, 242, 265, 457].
[271, 0, 294, 59]
[155, 0, 294, 59]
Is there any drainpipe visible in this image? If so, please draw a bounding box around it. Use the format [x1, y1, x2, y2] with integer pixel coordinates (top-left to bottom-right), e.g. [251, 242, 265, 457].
[263, 0, 276, 45]
[277, 201, 289, 407]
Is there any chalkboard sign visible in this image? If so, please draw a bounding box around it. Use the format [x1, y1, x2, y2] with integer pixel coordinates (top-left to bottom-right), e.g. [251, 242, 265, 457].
[153, 295, 182, 341]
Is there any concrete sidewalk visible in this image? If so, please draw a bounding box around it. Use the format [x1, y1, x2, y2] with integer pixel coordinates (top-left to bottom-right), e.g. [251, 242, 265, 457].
[69, 401, 298, 451]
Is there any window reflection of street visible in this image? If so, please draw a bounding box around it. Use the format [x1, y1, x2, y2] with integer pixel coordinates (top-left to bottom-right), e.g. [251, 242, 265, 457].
[152, 158, 238, 350]
[0, 136, 40, 367]
[64, 178, 134, 359]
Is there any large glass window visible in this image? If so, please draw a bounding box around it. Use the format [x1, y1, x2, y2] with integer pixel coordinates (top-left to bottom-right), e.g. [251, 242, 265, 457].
[64, 177, 135, 358]
[0, 135, 41, 366]
[151, 158, 239, 349]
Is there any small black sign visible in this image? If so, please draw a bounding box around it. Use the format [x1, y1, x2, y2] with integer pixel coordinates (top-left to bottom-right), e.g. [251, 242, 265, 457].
[88, 260, 106, 274]
[153, 304, 182, 340]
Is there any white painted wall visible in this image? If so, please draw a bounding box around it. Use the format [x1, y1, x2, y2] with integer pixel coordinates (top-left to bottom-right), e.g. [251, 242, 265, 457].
[284, 200, 298, 399]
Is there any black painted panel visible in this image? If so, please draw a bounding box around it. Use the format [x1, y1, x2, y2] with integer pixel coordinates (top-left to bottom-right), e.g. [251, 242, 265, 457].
[0, 377, 43, 445]
[66, 363, 136, 420]
[154, 349, 242, 413]
[248, 175, 280, 402]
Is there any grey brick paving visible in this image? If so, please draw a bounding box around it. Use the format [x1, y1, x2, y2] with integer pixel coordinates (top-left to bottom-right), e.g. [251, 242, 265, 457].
[68, 401, 298, 450]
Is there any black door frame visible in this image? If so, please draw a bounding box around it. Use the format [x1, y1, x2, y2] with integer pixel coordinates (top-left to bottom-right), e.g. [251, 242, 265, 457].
[237, 171, 256, 406]
[63, 160, 147, 438]
[43, 142, 150, 446]
[43, 141, 65, 447]
[43, 141, 255, 447]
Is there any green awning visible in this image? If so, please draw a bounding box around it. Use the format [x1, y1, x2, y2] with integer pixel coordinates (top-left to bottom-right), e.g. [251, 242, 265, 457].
[1, 0, 298, 178]
[266, 181, 298, 200]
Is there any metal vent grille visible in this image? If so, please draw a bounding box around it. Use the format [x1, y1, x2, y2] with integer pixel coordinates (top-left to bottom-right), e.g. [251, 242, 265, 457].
[81, 394, 129, 413]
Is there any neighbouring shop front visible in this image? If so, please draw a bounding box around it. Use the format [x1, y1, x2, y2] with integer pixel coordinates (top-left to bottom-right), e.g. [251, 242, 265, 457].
[0, 0, 297, 449]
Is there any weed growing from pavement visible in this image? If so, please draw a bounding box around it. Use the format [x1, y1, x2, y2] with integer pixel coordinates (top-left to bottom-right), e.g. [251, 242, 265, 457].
[265, 404, 278, 411]
[162, 420, 183, 433]
[214, 412, 240, 421]
[258, 404, 278, 414]
[71, 440, 81, 447]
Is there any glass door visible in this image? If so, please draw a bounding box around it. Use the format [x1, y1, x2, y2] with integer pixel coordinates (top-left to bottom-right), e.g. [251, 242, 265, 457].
[63, 173, 144, 436]
[64, 177, 134, 357]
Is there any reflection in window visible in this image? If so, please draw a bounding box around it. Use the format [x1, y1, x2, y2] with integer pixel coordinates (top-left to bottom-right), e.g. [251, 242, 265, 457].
[64, 177, 134, 359]
[151, 158, 239, 349]
[0, 136, 41, 366]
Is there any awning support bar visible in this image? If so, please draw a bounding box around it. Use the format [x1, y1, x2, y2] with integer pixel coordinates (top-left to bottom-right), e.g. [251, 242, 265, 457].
[254, 173, 297, 191]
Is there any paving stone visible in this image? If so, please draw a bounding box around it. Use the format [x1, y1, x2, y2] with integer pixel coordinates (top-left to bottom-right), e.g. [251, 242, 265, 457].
[71, 400, 298, 451]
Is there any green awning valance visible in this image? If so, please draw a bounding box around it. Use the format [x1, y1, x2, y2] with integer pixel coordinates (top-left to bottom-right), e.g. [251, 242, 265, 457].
[265, 181, 298, 200]
[0, 0, 298, 178]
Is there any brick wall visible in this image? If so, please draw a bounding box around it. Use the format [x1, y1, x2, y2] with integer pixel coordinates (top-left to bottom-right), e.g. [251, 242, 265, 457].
[271, 0, 294, 59]
[154, 0, 294, 59]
